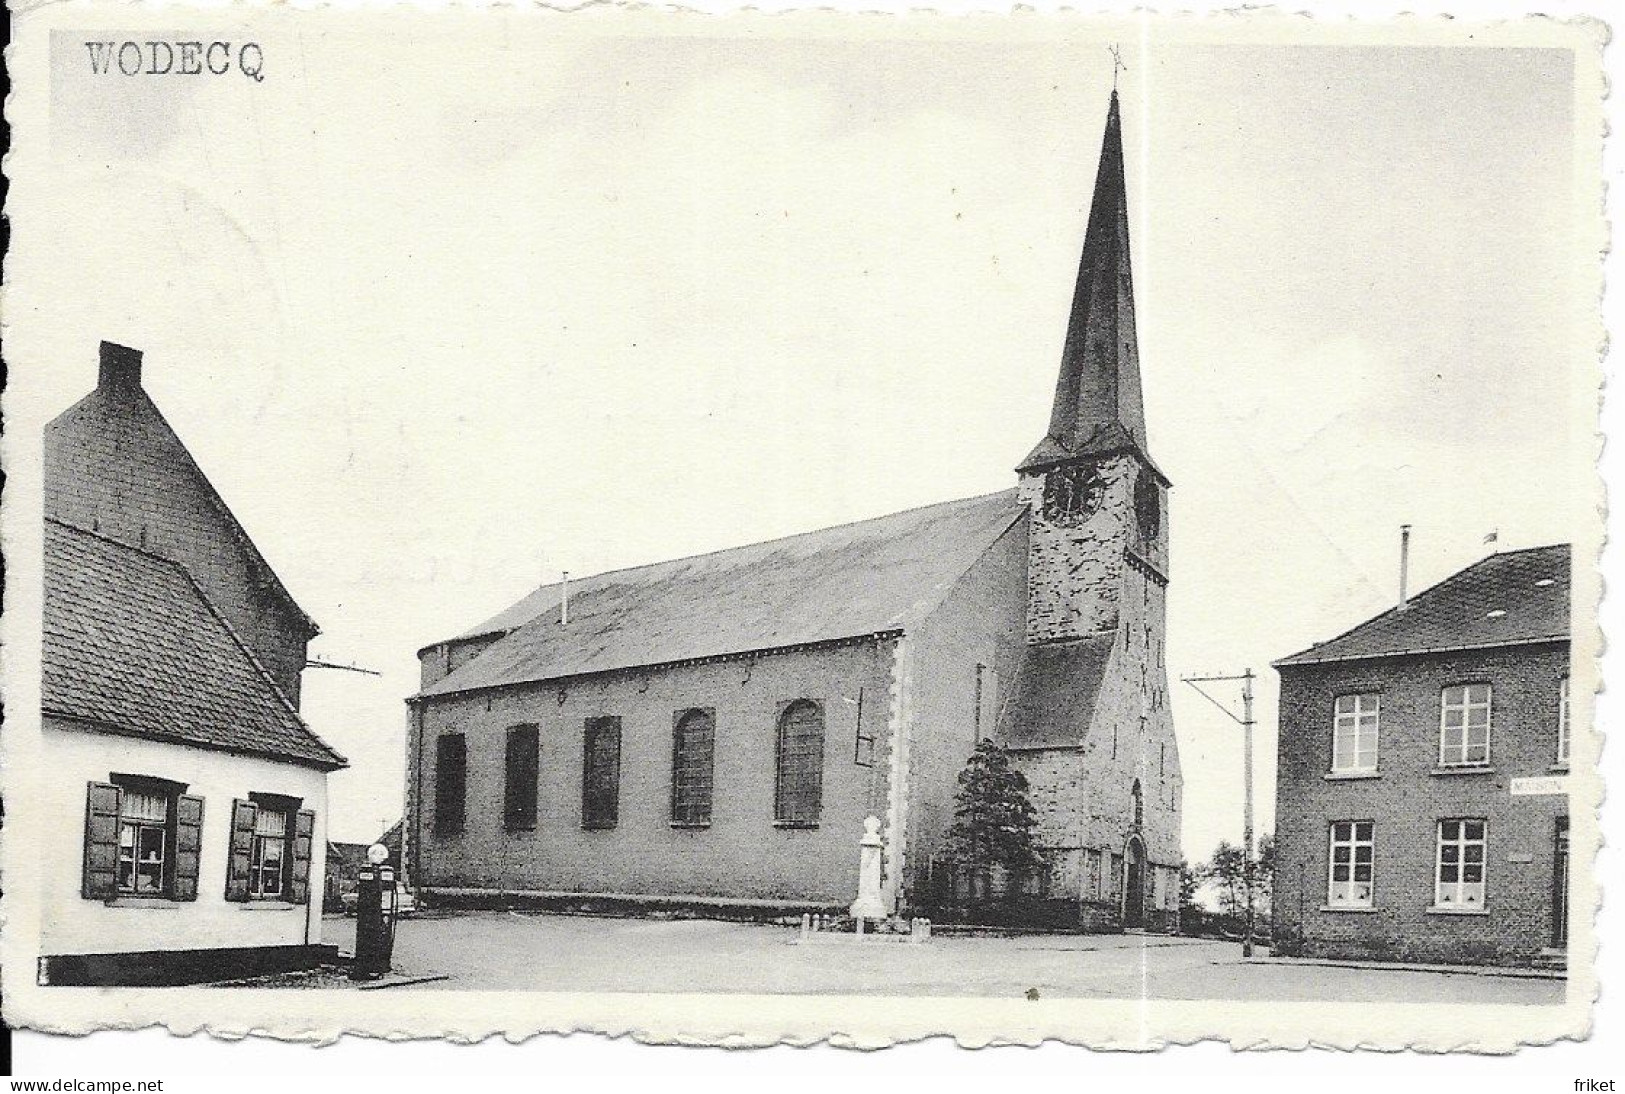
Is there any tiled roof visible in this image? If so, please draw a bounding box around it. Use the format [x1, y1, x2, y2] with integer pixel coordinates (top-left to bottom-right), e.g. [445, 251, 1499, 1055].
[419, 491, 1028, 698]
[999, 635, 1114, 750]
[43, 519, 347, 769]
[1274, 544, 1571, 668]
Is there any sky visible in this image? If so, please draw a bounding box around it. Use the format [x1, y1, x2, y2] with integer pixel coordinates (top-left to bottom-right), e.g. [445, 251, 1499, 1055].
[11, 16, 1595, 859]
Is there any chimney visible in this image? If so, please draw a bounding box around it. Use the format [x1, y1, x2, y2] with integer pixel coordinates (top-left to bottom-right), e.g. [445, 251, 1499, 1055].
[1397, 524, 1412, 612]
[98, 341, 143, 395]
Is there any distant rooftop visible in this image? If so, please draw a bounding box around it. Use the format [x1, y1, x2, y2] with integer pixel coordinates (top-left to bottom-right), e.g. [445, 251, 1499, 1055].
[1274, 544, 1571, 668]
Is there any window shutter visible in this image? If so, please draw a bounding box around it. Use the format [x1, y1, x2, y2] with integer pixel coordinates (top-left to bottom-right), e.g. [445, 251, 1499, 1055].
[289, 809, 316, 904]
[172, 794, 205, 901]
[82, 781, 122, 900]
[225, 798, 258, 902]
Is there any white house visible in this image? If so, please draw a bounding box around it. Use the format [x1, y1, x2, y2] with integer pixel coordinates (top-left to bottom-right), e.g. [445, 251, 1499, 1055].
[38, 342, 346, 986]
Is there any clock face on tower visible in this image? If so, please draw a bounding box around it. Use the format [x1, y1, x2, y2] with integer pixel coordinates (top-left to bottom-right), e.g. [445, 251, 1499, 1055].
[1043, 463, 1104, 525]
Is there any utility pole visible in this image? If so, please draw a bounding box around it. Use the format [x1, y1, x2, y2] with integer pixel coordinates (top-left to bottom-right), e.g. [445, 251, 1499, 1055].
[1183, 669, 1258, 958]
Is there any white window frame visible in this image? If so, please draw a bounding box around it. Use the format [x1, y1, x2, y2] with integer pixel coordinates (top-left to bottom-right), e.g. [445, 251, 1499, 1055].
[1331, 693, 1380, 773]
[1557, 677, 1571, 767]
[1435, 818, 1487, 909]
[1438, 684, 1492, 767]
[1326, 820, 1375, 907]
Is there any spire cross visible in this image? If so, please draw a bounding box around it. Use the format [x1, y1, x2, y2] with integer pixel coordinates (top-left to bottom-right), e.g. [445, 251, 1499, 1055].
[1109, 43, 1126, 90]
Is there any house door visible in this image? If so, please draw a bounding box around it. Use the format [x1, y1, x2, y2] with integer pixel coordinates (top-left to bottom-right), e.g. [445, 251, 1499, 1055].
[1553, 817, 1570, 949]
[1124, 840, 1146, 928]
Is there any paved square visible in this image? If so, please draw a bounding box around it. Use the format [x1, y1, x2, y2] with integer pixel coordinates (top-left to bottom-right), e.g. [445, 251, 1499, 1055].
[324, 913, 1564, 1004]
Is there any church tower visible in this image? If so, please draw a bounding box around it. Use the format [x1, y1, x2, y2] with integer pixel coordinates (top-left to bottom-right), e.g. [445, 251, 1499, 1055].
[1017, 88, 1169, 636]
[1003, 88, 1182, 932]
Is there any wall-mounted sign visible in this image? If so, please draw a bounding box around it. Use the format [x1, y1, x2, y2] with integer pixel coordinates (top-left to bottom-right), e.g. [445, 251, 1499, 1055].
[1510, 776, 1570, 797]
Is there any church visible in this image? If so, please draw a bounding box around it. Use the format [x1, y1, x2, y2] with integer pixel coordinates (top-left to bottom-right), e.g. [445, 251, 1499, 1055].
[406, 90, 1183, 932]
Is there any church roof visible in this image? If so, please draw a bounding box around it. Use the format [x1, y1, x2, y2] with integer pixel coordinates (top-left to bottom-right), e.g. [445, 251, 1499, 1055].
[1019, 90, 1165, 484]
[998, 635, 1115, 750]
[1274, 544, 1571, 668]
[43, 518, 347, 770]
[418, 490, 1028, 698]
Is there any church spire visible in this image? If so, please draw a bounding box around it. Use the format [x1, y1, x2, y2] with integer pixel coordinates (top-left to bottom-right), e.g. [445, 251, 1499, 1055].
[1019, 90, 1160, 480]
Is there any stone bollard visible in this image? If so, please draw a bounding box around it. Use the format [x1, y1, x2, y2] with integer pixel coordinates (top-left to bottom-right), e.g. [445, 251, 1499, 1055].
[801, 912, 811, 941]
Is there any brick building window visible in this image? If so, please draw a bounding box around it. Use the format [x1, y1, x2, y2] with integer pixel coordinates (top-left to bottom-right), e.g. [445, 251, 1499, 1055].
[1557, 678, 1571, 767]
[774, 699, 825, 827]
[504, 725, 540, 832]
[1326, 820, 1374, 907]
[1435, 819, 1487, 909]
[1331, 693, 1380, 773]
[1438, 684, 1492, 766]
[582, 716, 622, 830]
[671, 708, 715, 826]
[434, 734, 467, 836]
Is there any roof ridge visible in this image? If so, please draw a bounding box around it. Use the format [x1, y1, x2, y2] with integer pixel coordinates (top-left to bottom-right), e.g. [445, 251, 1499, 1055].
[446, 487, 1022, 646]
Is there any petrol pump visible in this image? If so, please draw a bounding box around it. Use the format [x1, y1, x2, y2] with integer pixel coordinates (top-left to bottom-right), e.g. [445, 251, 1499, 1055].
[350, 842, 399, 981]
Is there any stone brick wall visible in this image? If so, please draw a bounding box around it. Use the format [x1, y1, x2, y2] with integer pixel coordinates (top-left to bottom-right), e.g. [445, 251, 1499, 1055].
[1272, 642, 1570, 966]
[901, 520, 1028, 912]
[1018, 454, 1168, 645]
[409, 640, 897, 904]
[46, 383, 312, 704]
[1009, 453, 1182, 930]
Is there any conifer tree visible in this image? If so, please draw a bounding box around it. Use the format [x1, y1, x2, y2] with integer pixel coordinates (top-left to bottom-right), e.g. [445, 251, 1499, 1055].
[944, 739, 1043, 902]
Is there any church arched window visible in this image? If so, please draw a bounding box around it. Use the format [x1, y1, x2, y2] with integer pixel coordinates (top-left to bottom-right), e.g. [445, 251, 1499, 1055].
[671, 708, 715, 826]
[1132, 779, 1144, 828]
[774, 699, 825, 827]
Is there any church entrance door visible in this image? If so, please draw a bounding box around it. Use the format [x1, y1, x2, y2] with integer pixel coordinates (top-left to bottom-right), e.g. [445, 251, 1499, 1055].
[1124, 838, 1146, 928]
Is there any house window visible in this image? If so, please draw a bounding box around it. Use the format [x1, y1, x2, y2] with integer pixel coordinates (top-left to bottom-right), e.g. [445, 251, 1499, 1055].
[83, 778, 202, 902]
[1435, 819, 1488, 909]
[1326, 820, 1374, 907]
[504, 724, 540, 832]
[671, 708, 715, 826]
[249, 806, 290, 898]
[434, 733, 467, 836]
[582, 717, 622, 829]
[1332, 693, 1380, 773]
[117, 789, 171, 896]
[775, 700, 825, 827]
[1439, 684, 1492, 766]
[226, 798, 315, 904]
[1557, 678, 1571, 766]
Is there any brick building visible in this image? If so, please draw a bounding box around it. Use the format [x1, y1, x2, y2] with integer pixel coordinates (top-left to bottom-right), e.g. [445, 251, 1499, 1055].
[40, 342, 347, 986]
[406, 90, 1183, 930]
[1271, 545, 1573, 968]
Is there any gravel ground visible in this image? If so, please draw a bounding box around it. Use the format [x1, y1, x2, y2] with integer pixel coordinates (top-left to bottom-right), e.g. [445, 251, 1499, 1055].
[315, 912, 1565, 1004]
